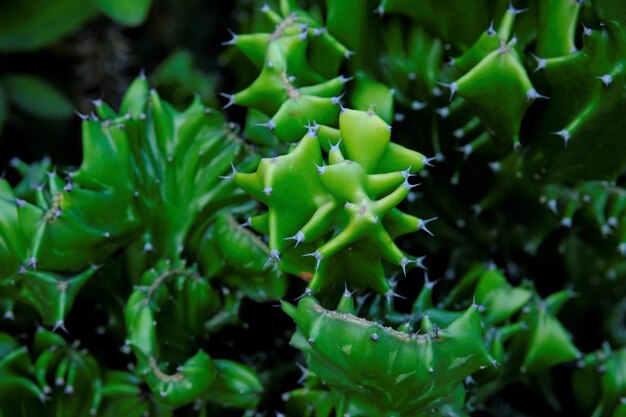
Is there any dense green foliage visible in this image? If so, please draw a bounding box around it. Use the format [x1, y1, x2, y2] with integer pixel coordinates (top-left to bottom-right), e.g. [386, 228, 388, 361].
[2, 0, 626, 416]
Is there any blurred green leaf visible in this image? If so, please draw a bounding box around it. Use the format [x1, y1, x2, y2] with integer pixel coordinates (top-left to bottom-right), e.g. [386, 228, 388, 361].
[3, 74, 73, 119]
[92, 0, 152, 26]
[0, 0, 97, 51]
[151, 50, 218, 108]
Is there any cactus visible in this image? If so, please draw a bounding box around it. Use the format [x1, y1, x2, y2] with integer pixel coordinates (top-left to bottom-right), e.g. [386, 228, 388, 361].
[0, 113, 139, 273]
[4, 0, 626, 416]
[234, 107, 433, 296]
[282, 293, 493, 417]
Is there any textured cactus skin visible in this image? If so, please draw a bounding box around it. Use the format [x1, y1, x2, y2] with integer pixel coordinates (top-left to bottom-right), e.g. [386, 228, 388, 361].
[0, 115, 139, 274]
[235, 107, 431, 296]
[282, 294, 492, 417]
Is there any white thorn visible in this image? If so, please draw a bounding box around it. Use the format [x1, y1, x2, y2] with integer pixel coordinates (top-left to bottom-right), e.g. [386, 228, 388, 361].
[530, 53, 547, 72]
[435, 107, 449, 119]
[582, 23, 592, 37]
[547, 199, 558, 214]
[486, 19, 496, 36]
[295, 288, 313, 301]
[411, 100, 427, 111]
[329, 137, 342, 152]
[402, 165, 416, 179]
[256, 119, 276, 130]
[74, 110, 89, 121]
[338, 74, 353, 83]
[304, 120, 318, 138]
[552, 129, 571, 145]
[52, 320, 68, 334]
[508, 1, 528, 15]
[457, 144, 473, 159]
[284, 231, 305, 247]
[263, 186, 273, 195]
[597, 74, 613, 87]
[399, 255, 427, 276]
[417, 217, 438, 236]
[222, 29, 238, 46]
[343, 283, 354, 298]
[423, 155, 437, 167]
[489, 161, 501, 172]
[219, 163, 237, 180]
[423, 272, 440, 289]
[403, 178, 420, 190]
[303, 251, 323, 271]
[264, 250, 281, 269]
[219, 93, 236, 109]
[313, 27, 327, 37]
[526, 88, 549, 100]
[331, 92, 345, 105]
[438, 82, 458, 101]
[314, 161, 326, 175]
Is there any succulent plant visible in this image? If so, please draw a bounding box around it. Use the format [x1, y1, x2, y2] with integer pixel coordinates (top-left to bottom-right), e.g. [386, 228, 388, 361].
[4, 0, 626, 416]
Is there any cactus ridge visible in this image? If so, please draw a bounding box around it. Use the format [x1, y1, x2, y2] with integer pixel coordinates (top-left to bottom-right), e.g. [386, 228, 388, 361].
[282, 293, 492, 417]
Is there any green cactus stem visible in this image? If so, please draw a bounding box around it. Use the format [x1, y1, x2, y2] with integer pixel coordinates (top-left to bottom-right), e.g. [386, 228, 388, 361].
[282, 293, 493, 417]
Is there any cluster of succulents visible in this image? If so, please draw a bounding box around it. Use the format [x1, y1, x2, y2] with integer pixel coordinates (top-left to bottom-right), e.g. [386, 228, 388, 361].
[2, 0, 626, 416]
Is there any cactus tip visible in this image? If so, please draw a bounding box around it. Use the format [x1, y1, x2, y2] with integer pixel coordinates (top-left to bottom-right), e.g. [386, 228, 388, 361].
[74, 110, 89, 121]
[552, 129, 571, 146]
[256, 119, 276, 131]
[52, 320, 69, 334]
[295, 287, 314, 301]
[526, 88, 549, 101]
[219, 162, 238, 180]
[329, 137, 342, 152]
[435, 107, 450, 119]
[331, 92, 345, 105]
[284, 231, 305, 246]
[597, 74, 613, 87]
[303, 250, 323, 271]
[222, 29, 238, 46]
[530, 53, 547, 72]
[486, 19, 496, 36]
[313, 161, 326, 175]
[508, 1, 528, 15]
[417, 217, 438, 236]
[338, 74, 353, 83]
[437, 82, 458, 101]
[219, 92, 236, 109]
